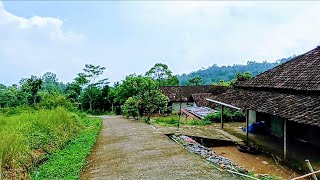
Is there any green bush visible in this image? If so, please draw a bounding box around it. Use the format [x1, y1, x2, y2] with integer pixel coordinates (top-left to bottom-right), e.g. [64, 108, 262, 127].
[202, 112, 221, 122]
[203, 109, 245, 123]
[0, 108, 83, 179]
[38, 91, 76, 111]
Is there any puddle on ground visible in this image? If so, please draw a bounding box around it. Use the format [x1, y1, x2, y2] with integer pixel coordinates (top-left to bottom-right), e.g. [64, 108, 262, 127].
[213, 146, 303, 179]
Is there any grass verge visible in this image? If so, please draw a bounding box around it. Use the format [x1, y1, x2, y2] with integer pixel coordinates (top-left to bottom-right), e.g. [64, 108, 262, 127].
[0, 108, 84, 178]
[31, 117, 101, 180]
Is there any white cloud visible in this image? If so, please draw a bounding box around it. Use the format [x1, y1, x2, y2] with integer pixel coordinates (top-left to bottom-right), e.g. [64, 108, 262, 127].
[0, 2, 83, 42]
[1, 1, 320, 85]
[119, 1, 320, 74]
[0, 1, 86, 85]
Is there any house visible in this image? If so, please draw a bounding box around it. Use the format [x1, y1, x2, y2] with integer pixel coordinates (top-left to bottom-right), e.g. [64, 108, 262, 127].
[160, 85, 229, 112]
[207, 46, 320, 160]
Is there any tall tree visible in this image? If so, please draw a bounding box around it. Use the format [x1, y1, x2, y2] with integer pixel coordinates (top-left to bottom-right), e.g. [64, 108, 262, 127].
[76, 64, 108, 111]
[145, 63, 179, 86]
[187, 76, 202, 86]
[41, 72, 66, 93]
[20, 76, 43, 105]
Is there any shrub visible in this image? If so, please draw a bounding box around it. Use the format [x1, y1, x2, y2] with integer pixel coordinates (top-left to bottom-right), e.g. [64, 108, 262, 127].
[203, 109, 245, 123]
[202, 112, 221, 122]
[38, 91, 76, 111]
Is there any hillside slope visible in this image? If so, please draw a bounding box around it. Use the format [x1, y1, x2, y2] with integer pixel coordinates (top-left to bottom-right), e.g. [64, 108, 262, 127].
[178, 56, 295, 85]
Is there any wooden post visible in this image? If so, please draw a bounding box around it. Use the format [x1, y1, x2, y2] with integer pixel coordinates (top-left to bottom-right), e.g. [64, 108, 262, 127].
[221, 105, 224, 129]
[284, 119, 287, 159]
[306, 160, 318, 180]
[246, 109, 249, 141]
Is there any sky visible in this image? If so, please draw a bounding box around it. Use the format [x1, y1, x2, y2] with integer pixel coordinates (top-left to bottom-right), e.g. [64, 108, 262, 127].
[1, 1, 320, 85]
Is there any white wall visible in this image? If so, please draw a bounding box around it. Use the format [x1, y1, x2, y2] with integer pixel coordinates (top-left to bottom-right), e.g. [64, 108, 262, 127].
[249, 110, 256, 125]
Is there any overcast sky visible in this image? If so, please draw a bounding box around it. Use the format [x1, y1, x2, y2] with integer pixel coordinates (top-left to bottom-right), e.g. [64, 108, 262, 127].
[1, 1, 320, 85]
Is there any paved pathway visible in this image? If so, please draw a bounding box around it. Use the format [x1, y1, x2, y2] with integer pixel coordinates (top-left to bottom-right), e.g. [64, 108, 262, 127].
[81, 116, 236, 180]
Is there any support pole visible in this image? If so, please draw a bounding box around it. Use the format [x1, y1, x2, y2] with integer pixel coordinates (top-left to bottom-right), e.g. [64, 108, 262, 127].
[177, 100, 182, 133]
[246, 109, 249, 141]
[221, 105, 224, 129]
[306, 160, 318, 180]
[284, 119, 287, 159]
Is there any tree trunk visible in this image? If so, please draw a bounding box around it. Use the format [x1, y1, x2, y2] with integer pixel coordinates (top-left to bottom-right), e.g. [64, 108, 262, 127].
[33, 95, 37, 106]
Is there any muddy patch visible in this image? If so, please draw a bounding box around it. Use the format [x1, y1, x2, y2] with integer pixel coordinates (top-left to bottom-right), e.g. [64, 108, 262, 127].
[167, 133, 305, 180]
[213, 146, 301, 179]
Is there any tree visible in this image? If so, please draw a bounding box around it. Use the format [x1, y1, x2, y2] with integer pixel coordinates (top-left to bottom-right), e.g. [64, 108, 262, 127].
[231, 71, 252, 85]
[187, 76, 202, 86]
[20, 76, 43, 105]
[42, 72, 66, 93]
[115, 74, 169, 121]
[138, 89, 168, 122]
[122, 96, 139, 119]
[213, 80, 231, 87]
[75, 64, 109, 111]
[0, 85, 28, 108]
[145, 63, 179, 86]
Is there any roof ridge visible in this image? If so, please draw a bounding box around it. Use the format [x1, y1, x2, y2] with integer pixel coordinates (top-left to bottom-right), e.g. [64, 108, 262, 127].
[236, 46, 320, 91]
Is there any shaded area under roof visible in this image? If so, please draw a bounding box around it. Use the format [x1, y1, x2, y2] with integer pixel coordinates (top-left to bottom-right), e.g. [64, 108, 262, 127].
[212, 88, 320, 127]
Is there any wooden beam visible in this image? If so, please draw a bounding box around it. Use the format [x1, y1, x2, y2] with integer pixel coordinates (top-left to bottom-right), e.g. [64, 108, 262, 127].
[221, 105, 224, 129]
[246, 109, 249, 141]
[306, 160, 318, 180]
[206, 98, 241, 110]
[291, 170, 320, 180]
[284, 119, 287, 159]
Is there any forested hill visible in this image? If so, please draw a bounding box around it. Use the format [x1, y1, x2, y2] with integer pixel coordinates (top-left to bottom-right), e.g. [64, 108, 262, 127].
[178, 56, 295, 85]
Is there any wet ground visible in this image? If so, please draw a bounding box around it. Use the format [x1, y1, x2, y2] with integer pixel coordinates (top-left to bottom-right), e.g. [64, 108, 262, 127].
[213, 146, 302, 179]
[81, 116, 237, 180]
[153, 123, 242, 143]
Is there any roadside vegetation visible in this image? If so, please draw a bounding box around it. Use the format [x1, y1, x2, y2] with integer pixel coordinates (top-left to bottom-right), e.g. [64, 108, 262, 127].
[31, 117, 101, 180]
[0, 61, 258, 179]
[151, 107, 245, 127]
[0, 108, 84, 178]
[152, 115, 211, 127]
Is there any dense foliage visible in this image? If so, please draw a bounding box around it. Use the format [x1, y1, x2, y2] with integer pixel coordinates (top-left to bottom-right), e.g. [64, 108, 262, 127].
[145, 63, 179, 86]
[114, 74, 169, 120]
[178, 57, 294, 85]
[203, 108, 245, 123]
[0, 108, 84, 178]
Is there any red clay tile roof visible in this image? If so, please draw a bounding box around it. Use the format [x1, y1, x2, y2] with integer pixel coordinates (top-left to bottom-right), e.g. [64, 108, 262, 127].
[189, 93, 214, 107]
[160, 85, 212, 102]
[215, 88, 320, 127]
[238, 46, 320, 92]
[212, 46, 320, 126]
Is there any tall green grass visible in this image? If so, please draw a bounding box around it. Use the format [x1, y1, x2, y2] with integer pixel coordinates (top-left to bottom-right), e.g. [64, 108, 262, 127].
[32, 117, 101, 179]
[0, 108, 84, 179]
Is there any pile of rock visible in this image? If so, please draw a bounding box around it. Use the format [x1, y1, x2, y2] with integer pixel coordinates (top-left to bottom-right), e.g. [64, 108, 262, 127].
[171, 134, 247, 173]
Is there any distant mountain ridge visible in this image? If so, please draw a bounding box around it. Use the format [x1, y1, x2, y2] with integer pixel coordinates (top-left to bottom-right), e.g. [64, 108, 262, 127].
[177, 56, 296, 85]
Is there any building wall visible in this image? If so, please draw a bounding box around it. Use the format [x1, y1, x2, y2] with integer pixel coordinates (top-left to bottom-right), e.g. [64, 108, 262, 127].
[270, 115, 284, 138]
[288, 122, 320, 148]
[249, 110, 256, 125]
